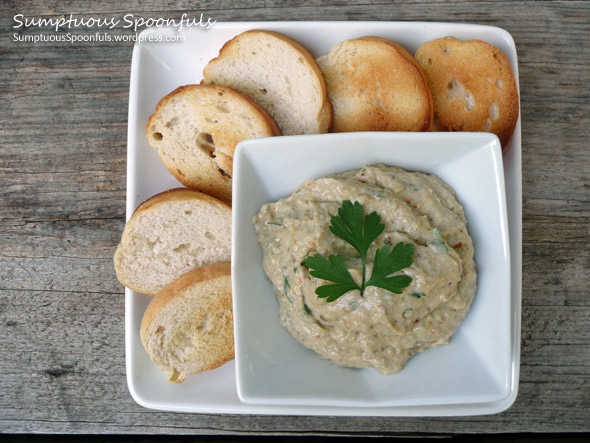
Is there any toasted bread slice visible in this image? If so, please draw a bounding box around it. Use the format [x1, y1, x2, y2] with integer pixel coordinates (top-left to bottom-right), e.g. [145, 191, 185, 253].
[415, 37, 519, 151]
[316, 36, 433, 132]
[140, 262, 234, 383]
[202, 30, 332, 135]
[146, 85, 281, 204]
[114, 188, 231, 295]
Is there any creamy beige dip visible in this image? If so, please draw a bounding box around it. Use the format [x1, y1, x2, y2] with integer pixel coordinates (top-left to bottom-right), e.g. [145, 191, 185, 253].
[253, 164, 476, 374]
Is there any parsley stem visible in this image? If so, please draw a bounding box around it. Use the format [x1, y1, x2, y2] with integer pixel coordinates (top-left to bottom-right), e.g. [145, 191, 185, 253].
[360, 254, 367, 296]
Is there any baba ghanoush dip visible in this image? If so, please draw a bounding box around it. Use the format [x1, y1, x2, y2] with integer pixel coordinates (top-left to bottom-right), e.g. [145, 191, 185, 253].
[253, 164, 476, 374]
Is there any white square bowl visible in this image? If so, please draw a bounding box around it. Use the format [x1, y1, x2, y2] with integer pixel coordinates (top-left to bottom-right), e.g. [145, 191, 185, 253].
[232, 132, 511, 408]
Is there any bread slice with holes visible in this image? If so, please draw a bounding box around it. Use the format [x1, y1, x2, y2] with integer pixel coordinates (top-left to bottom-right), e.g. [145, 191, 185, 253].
[415, 37, 519, 151]
[316, 36, 433, 132]
[146, 84, 281, 204]
[140, 262, 234, 383]
[202, 29, 333, 135]
[114, 188, 231, 295]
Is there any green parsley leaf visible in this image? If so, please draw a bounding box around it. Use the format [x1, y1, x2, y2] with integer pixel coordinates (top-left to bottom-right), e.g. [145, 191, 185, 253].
[304, 254, 360, 302]
[365, 243, 414, 294]
[329, 200, 385, 260]
[305, 200, 414, 302]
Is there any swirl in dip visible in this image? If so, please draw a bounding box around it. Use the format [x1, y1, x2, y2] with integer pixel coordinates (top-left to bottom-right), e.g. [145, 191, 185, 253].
[253, 164, 476, 374]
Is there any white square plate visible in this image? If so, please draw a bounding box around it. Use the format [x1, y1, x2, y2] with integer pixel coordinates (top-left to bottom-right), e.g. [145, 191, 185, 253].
[126, 21, 521, 416]
[233, 132, 510, 408]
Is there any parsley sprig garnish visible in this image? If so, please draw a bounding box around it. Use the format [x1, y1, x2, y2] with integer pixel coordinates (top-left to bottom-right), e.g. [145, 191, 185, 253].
[304, 200, 414, 302]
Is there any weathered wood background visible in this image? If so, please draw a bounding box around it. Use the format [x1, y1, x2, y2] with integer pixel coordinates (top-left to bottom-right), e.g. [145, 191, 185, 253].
[1, 0, 589, 437]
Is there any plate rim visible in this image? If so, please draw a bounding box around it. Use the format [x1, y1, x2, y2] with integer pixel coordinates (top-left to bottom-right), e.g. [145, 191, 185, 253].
[125, 20, 522, 417]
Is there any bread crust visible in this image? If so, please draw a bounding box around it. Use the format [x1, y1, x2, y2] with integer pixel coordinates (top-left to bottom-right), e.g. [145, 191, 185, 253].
[114, 188, 231, 295]
[140, 263, 232, 335]
[140, 263, 234, 382]
[128, 187, 231, 217]
[317, 36, 433, 132]
[203, 29, 333, 135]
[148, 84, 281, 138]
[146, 84, 281, 203]
[415, 37, 519, 151]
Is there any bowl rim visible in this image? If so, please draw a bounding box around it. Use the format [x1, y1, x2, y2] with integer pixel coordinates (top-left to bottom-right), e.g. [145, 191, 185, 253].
[231, 131, 512, 408]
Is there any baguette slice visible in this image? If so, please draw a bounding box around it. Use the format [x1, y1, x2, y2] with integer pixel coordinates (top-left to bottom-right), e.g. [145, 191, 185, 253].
[140, 262, 234, 383]
[415, 37, 519, 151]
[202, 30, 333, 135]
[317, 36, 433, 132]
[146, 85, 281, 204]
[114, 188, 231, 295]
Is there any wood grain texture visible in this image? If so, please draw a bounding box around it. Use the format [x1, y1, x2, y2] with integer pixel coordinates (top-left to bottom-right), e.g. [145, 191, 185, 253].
[1, 0, 589, 436]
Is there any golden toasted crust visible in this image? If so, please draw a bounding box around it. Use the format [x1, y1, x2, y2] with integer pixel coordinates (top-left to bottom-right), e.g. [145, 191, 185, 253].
[415, 37, 519, 151]
[203, 29, 333, 135]
[146, 84, 281, 203]
[140, 263, 234, 382]
[317, 36, 433, 132]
